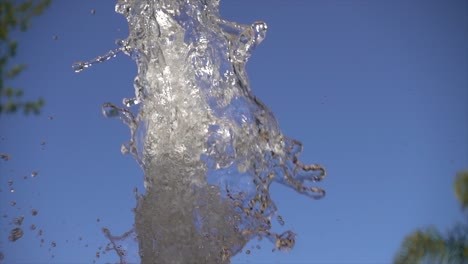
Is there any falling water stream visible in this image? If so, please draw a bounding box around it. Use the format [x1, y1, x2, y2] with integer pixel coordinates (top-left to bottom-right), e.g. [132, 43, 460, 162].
[74, 0, 326, 263]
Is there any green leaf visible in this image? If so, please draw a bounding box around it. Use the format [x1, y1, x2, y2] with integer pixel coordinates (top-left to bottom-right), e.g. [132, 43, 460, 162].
[37, 98, 44, 107]
[4, 87, 13, 97]
[14, 89, 23, 97]
[6, 64, 26, 79]
[4, 100, 18, 113]
[19, 20, 29, 31]
[0, 56, 8, 68]
[454, 171, 468, 209]
[17, 1, 33, 13]
[8, 40, 17, 56]
[32, 0, 52, 16]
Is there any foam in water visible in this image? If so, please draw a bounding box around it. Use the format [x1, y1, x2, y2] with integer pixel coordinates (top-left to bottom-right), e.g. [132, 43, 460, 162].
[74, 0, 326, 263]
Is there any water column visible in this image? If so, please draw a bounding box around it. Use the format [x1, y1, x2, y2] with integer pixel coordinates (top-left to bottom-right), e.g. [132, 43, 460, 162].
[76, 0, 326, 262]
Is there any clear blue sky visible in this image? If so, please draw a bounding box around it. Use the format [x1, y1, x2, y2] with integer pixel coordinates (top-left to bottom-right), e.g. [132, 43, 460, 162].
[1, 0, 467, 263]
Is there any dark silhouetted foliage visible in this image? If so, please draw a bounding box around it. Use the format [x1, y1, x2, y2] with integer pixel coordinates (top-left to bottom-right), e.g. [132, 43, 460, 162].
[0, 0, 51, 115]
[394, 171, 468, 264]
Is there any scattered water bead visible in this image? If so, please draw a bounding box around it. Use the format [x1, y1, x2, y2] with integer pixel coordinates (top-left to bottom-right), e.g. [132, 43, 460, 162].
[13, 216, 24, 226]
[8, 228, 23, 242]
[102, 104, 120, 118]
[245, 250, 250, 255]
[9, 188, 14, 193]
[10, 201, 16, 207]
[7, 180, 13, 186]
[120, 143, 130, 155]
[72, 61, 87, 73]
[52, 35, 58, 40]
[122, 97, 139, 107]
[115, 38, 126, 48]
[0, 153, 10, 161]
[90, 9, 96, 15]
[51, 242, 57, 247]
[0, 252, 4, 261]
[277, 215, 285, 226]
[31, 171, 38, 178]
[275, 231, 296, 252]
[31, 209, 38, 216]
[30, 224, 36, 231]
[73, 48, 121, 73]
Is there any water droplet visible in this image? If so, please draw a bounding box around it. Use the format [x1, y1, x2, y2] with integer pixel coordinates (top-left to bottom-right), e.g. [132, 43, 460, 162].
[40, 141, 46, 146]
[72, 62, 87, 73]
[120, 143, 130, 155]
[31, 171, 38, 178]
[51, 242, 57, 247]
[0, 252, 4, 261]
[96, 218, 100, 222]
[8, 228, 23, 242]
[13, 216, 24, 226]
[275, 231, 296, 252]
[30, 224, 36, 230]
[0, 153, 10, 161]
[48, 115, 54, 120]
[122, 97, 139, 107]
[245, 250, 250, 255]
[9, 188, 14, 193]
[252, 21, 267, 45]
[52, 35, 58, 40]
[31, 209, 38, 216]
[7, 179, 13, 186]
[90, 9, 96, 15]
[10, 201, 16, 207]
[276, 215, 285, 226]
[102, 104, 120, 118]
[115, 39, 126, 48]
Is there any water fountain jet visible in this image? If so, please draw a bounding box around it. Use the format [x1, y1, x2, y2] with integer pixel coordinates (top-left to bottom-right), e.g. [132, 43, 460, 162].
[75, 0, 326, 263]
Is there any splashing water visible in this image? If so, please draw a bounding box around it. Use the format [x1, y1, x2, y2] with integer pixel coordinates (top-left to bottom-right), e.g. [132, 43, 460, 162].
[75, 0, 326, 263]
